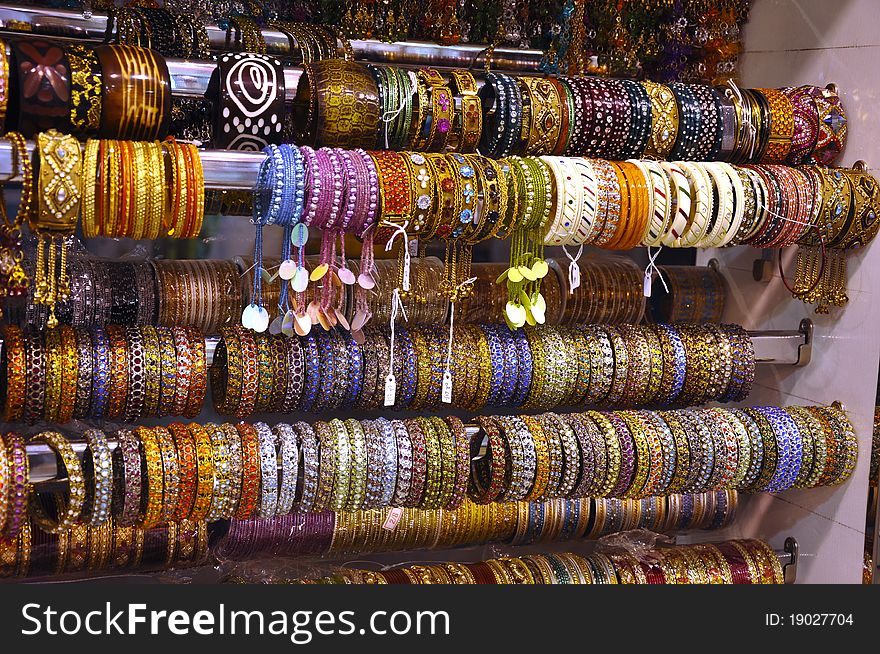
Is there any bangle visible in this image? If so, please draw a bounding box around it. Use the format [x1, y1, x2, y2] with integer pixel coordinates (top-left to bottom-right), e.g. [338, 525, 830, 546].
[2, 325, 26, 422]
[293, 421, 319, 513]
[252, 422, 278, 518]
[391, 419, 413, 506]
[81, 428, 113, 527]
[9, 39, 71, 136]
[420, 417, 445, 510]
[344, 418, 368, 511]
[234, 422, 261, 519]
[28, 432, 83, 533]
[214, 52, 285, 150]
[94, 44, 170, 140]
[2, 433, 28, 542]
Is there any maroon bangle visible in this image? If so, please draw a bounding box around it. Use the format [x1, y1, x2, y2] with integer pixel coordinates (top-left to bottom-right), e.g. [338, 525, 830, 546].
[23, 329, 46, 424]
[466, 562, 497, 584]
[469, 416, 505, 504]
[8, 38, 71, 137]
[381, 568, 413, 584]
[604, 79, 633, 159]
[404, 418, 427, 508]
[445, 416, 471, 509]
[2, 433, 28, 542]
[606, 413, 636, 497]
[113, 429, 143, 527]
[562, 77, 594, 156]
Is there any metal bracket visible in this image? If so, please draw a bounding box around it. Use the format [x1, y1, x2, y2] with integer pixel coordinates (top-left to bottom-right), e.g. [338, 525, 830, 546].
[753, 250, 775, 282]
[782, 537, 799, 584]
[749, 318, 813, 367]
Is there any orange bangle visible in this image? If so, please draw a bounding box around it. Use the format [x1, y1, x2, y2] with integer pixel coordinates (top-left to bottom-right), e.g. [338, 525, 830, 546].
[106, 325, 129, 420]
[234, 422, 261, 519]
[138, 427, 165, 529]
[119, 140, 135, 238]
[3, 325, 26, 422]
[606, 162, 632, 249]
[620, 162, 650, 249]
[153, 425, 180, 523]
[169, 422, 197, 520]
[237, 328, 259, 419]
[188, 423, 215, 521]
[58, 326, 78, 423]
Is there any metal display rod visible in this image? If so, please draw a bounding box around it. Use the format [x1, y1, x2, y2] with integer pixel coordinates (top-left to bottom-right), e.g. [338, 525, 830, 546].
[0, 3, 545, 72]
[19, 320, 814, 485]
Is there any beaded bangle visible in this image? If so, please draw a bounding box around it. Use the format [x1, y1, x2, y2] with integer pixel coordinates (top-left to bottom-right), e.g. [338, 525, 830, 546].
[742, 408, 778, 493]
[294, 422, 320, 513]
[186, 423, 214, 522]
[2, 433, 28, 542]
[273, 423, 298, 516]
[2, 326, 26, 422]
[205, 423, 232, 520]
[313, 421, 337, 513]
[252, 422, 278, 518]
[344, 418, 368, 511]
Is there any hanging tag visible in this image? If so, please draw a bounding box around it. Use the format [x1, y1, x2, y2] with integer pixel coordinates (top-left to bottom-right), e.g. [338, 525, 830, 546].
[382, 507, 404, 530]
[384, 373, 397, 406]
[569, 260, 581, 292]
[644, 271, 653, 297]
[408, 238, 419, 257]
[402, 255, 411, 292]
[442, 369, 453, 404]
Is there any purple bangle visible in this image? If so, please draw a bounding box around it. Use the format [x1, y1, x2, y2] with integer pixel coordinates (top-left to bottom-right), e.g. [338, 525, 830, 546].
[355, 148, 380, 238]
[3, 433, 28, 541]
[606, 412, 636, 497]
[335, 148, 359, 232]
[282, 335, 305, 413]
[347, 148, 373, 235]
[300, 145, 323, 227]
[320, 147, 345, 230]
[114, 429, 143, 527]
[604, 79, 633, 159]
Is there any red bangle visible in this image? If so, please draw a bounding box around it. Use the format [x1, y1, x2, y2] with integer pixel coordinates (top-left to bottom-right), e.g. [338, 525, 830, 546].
[470, 416, 507, 504]
[403, 418, 427, 508]
[3, 325, 26, 422]
[444, 416, 471, 509]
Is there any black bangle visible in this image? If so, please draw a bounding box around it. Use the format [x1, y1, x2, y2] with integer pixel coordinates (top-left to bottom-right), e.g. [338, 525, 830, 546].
[669, 83, 702, 160]
[618, 78, 652, 159]
[211, 51, 286, 150]
[106, 261, 139, 325]
[479, 73, 522, 158]
[8, 38, 72, 137]
[134, 8, 176, 57]
[689, 84, 723, 161]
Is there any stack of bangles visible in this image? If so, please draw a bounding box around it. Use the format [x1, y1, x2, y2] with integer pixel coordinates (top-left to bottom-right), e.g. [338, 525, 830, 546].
[308, 539, 784, 584]
[216, 491, 737, 560]
[1, 404, 855, 540]
[0, 492, 734, 579]
[1, 325, 207, 424]
[208, 322, 754, 415]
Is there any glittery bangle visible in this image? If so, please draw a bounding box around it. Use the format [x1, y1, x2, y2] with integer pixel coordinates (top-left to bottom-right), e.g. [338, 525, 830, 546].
[294, 421, 320, 513]
[390, 419, 412, 507]
[233, 422, 261, 519]
[23, 329, 46, 425]
[2, 326, 26, 423]
[313, 421, 336, 513]
[345, 418, 368, 510]
[205, 423, 231, 520]
[80, 428, 113, 527]
[404, 418, 428, 508]
[43, 327, 63, 423]
[2, 433, 28, 542]
[360, 419, 384, 510]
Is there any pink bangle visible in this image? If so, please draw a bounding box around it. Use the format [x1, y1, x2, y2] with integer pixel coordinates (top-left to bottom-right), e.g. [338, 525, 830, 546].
[300, 145, 322, 228]
[355, 149, 380, 238]
[336, 148, 359, 232]
[2, 433, 28, 541]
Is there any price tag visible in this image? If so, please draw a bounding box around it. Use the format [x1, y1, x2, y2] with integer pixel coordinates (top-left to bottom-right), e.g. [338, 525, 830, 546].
[569, 261, 581, 292]
[384, 374, 397, 407]
[408, 238, 419, 257]
[441, 370, 453, 404]
[382, 507, 403, 530]
[644, 272, 653, 297]
[402, 256, 411, 292]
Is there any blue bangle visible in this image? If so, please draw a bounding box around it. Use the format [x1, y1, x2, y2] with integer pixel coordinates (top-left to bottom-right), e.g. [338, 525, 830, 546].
[497, 324, 520, 406]
[709, 490, 729, 529]
[374, 417, 399, 507]
[658, 324, 687, 405]
[341, 331, 363, 409]
[759, 406, 803, 492]
[313, 332, 337, 412]
[678, 493, 695, 529]
[480, 325, 505, 407]
[300, 334, 321, 413]
[509, 326, 533, 407]
[253, 145, 285, 226]
[90, 327, 111, 419]
[681, 410, 716, 492]
[394, 326, 417, 410]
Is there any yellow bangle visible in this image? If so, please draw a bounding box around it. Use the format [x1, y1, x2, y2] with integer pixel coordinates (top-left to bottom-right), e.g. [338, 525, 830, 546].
[29, 432, 86, 533]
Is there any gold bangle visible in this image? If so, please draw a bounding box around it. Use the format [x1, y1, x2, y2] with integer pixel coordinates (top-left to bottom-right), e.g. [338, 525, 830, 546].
[44, 327, 63, 422]
[642, 81, 679, 159]
[138, 427, 165, 528]
[29, 432, 86, 533]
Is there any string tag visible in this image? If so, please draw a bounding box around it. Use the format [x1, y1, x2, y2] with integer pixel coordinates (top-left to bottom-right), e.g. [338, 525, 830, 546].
[382, 507, 403, 530]
[442, 371, 453, 404]
[385, 287, 408, 407]
[384, 374, 397, 407]
[644, 246, 668, 298]
[383, 220, 411, 291]
[562, 244, 583, 292]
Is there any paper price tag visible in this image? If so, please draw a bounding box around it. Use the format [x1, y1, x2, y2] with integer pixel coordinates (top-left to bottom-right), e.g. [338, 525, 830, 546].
[382, 507, 403, 530]
[441, 370, 453, 404]
[384, 374, 397, 406]
[402, 256, 411, 292]
[569, 261, 581, 292]
[643, 272, 653, 297]
[408, 238, 419, 257]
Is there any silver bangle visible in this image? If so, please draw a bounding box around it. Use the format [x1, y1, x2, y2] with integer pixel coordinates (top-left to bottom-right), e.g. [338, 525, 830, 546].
[274, 422, 299, 515]
[255, 421, 278, 518]
[83, 428, 113, 527]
